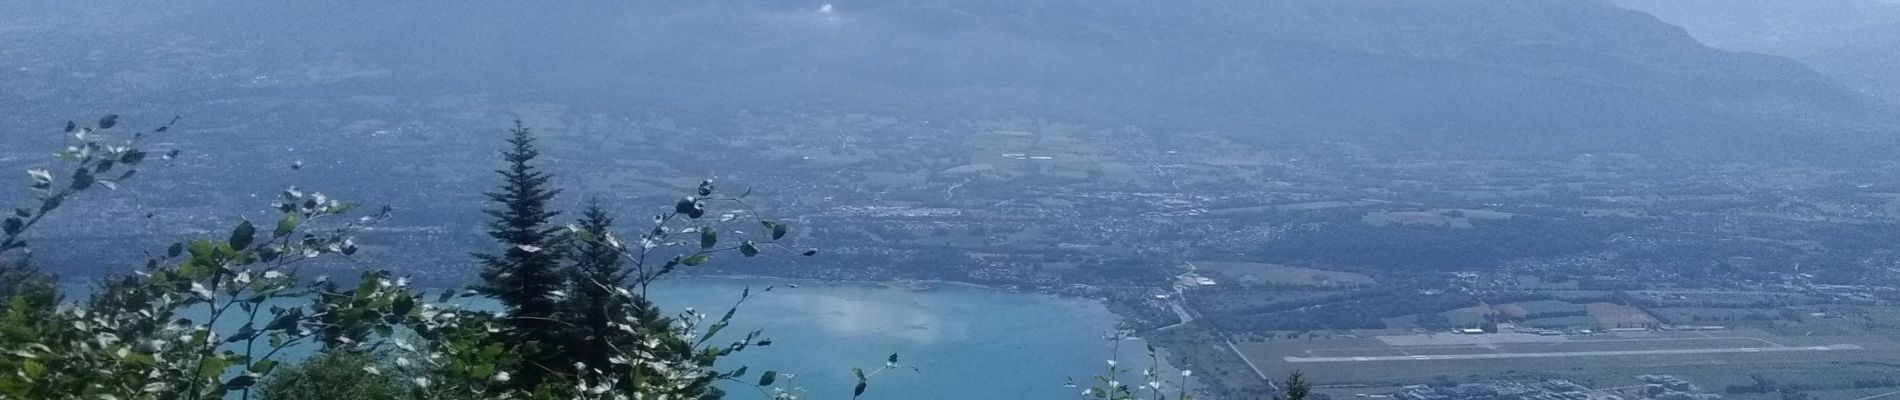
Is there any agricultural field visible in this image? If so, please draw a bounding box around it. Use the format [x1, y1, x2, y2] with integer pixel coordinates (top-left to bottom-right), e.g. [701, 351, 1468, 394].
[1442, 305, 1495, 326]
[1232, 328, 1900, 388]
[1648, 307, 1781, 327]
[1632, 291, 1815, 308]
[1587, 303, 1660, 329]
[1361, 209, 1515, 228]
[1418, 300, 1665, 330]
[1192, 261, 1376, 287]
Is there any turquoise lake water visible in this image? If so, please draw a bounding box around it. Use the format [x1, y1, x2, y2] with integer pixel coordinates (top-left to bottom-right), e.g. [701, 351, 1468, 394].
[66, 278, 1155, 399]
[644, 278, 1143, 399]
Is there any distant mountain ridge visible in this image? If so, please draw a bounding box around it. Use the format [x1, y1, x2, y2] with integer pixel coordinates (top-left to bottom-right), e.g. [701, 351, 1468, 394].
[4, 0, 1895, 158]
[665, 0, 1900, 157]
[1615, 0, 1900, 109]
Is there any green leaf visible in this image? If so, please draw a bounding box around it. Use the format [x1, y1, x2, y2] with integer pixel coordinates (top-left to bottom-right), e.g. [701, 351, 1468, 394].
[249, 360, 278, 374]
[188, 239, 216, 259]
[264, 308, 302, 331]
[701, 228, 717, 249]
[199, 356, 230, 379]
[229, 220, 256, 250]
[761, 221, 790, 240]
[471, 363, 495, 379]
[393, 294, 415, 315]
[740, 242, 760, 257]
[224, 323, 256, 343]
[326, 202, 358, 214]
[675, 198, 701, 217]
[682, 254, 710, 266]
[855, 381, 868, 397]
[480, 344, 504, 360]
[731, 366, 748, 378]
[123, 352, 156, 366]
[120, 150, 146, 165]
[98, 114, 118, 129]
[274, 213, 296, 238]
[758, 370, 777, 386]
[21, 360, 43, 378]
[167, 242, 183, 258]
[223, 375, 256, 390]
[70, 168, 95, 190]
[703, 322, 727, 344]
[2, 217, 20, 236]
[26, 168, 53, 185]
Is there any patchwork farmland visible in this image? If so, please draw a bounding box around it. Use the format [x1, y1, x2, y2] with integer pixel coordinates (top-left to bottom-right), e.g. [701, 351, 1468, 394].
[1234, 328, 1900, 387]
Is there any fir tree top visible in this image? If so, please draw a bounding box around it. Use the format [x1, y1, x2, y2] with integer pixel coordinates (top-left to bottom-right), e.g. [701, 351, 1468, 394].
[473, 121, 568, 390]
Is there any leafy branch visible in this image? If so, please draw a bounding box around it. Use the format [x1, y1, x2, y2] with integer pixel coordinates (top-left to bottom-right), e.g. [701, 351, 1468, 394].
[2, 114, 178, 257]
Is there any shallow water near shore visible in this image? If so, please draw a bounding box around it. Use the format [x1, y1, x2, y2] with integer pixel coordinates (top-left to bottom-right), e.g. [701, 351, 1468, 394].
[649, 277, 1155, 399]
[64, 277, 1169, 399]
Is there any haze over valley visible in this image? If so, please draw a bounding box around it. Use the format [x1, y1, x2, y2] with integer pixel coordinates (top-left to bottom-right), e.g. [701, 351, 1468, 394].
[4, 1, 1900, 400]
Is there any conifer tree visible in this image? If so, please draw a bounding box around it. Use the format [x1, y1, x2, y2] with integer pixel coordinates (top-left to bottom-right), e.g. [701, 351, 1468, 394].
[559, 198, 720, 398]
[473, 121, 567, 390]
[1280, 371, 1310, 400]
[560, 199, 633, 369]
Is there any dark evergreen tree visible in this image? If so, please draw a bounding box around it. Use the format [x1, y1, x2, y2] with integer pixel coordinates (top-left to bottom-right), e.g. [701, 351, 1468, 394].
[0, 259, 52, 311]
[1280, 371, 1310, 400]
[560, 198, 632, 370]
[559, 198, 721, 398]
[473, 121, 567, 390]
[0, 259, 58, 348]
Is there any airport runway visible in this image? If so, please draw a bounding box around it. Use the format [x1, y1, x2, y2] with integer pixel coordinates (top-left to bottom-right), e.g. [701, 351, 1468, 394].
[1285, 344, 1864, 363]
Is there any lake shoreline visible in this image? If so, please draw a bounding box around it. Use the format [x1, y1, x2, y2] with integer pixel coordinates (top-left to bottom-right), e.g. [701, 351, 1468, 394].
[670, 273, 1020, 293]
[59, 273, 1203, 398]
[671, 274, 1206, 397]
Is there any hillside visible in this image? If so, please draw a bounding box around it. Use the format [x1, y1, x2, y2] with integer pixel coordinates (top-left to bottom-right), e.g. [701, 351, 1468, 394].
[1615, 0, 1900, 105]
[3, 0, 1895, 157]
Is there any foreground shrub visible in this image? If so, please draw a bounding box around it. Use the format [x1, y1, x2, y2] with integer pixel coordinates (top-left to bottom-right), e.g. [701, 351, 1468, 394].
[258, 351, 403, 400]
[0, 116, 887, 400]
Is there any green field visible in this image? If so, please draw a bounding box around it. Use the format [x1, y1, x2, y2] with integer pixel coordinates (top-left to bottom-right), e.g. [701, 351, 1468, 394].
[1233, 328, 1900, 387]
[1361, 209, 1515, 228]
[1192, 261, 1376, 287]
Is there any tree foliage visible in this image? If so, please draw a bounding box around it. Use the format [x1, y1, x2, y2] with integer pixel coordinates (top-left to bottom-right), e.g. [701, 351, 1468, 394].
[258, 351, 403, 400]
[472, 121, 569, 390]
[1069, 338, 1193, 400]
[0, 116, 898, 400]
[1280, 371, 1310, 400]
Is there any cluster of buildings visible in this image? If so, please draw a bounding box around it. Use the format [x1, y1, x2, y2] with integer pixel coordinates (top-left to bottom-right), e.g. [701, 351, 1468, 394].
[1634, 375, 1723, 400]
[1395, 377, 1720, 400]
[1177, 271, 1218, 287]
[1396, 380, 1620, 400]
